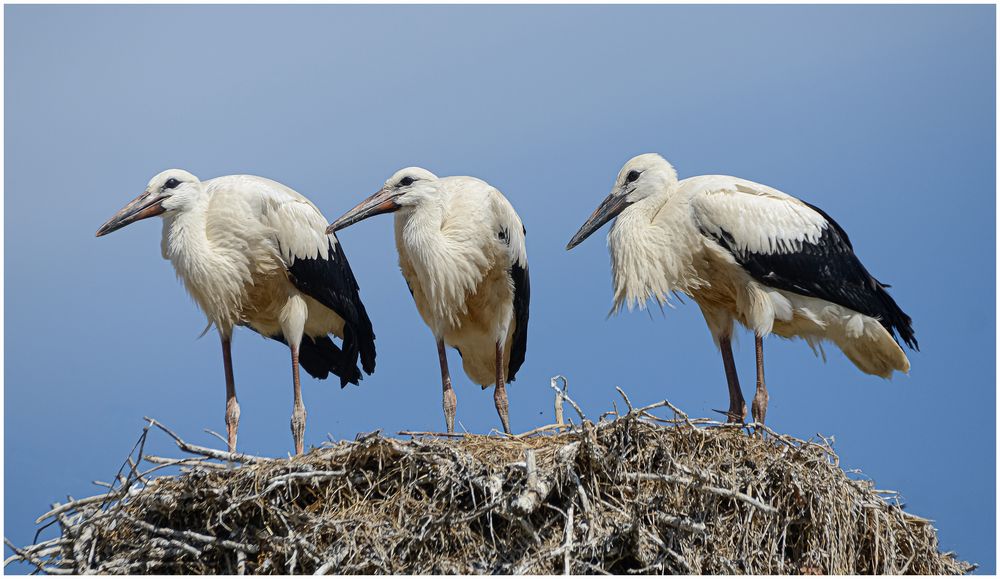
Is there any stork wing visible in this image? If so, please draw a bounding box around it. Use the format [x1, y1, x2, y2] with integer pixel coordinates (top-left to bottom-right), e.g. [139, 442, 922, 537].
[688, 177, 828, 256]
[490, 191, 530, 381]
[507, 244, 530, 381]
[214, 176, 378, 382]
[689, 177, 916, 349]
[285, 235, 378, 380]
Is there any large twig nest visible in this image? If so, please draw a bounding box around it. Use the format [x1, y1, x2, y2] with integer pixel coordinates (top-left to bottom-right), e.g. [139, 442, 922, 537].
[5, 395, 973, 575]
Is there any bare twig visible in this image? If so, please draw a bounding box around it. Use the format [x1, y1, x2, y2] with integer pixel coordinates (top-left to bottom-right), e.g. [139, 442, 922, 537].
[142, 455, 227, 470]
[260, 470, 347, 495]
[397, 431, 468, 438]
[626, 472, 779, 514]
[203, 428, 230, 448]
[144, 417, 264, 464]
[554, 380, 566, 426]
[549, 375, 586, 421]
[571, 471, 593, 532]
[514, 423, 572, 438]
[35, 493, 124, 525]
[615, 387, 634, 412]
[510, 449, 551, 515]
[128, 517, 259, 553]
[563, 503, 575, 574]
[4, 539, 74, 575]
[656, 513, 707, 533]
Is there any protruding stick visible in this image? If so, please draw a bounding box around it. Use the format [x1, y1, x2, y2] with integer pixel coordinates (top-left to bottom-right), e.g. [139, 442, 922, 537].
[549, 375, 586, 422]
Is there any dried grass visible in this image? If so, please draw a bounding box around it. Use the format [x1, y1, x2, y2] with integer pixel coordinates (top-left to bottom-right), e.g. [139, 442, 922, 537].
[5, 390, 973, 575]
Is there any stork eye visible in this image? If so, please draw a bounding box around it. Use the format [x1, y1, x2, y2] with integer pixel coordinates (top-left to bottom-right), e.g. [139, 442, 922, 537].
[163, 178, 181, 190]
[625, 170, 641, 184]
[398, 176, 416, 187]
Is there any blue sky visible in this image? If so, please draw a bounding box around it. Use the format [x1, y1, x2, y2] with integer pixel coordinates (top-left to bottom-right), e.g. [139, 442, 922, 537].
[4, 4, 995, 573]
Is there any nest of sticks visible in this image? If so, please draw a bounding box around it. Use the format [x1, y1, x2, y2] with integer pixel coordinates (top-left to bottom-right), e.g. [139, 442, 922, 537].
[6, 383, 973, 575]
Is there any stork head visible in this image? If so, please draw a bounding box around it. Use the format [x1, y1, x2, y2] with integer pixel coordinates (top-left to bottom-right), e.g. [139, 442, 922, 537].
[96, 169, 202, 237]
[327, 167, 439, 233]
[566, 153, 678, 250]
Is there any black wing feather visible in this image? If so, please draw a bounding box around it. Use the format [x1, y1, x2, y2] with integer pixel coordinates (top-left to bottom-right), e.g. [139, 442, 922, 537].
[256, 331, 362, 385]
[506, 259, 530, 382]
[284, 237, 377, 386]
[702, 202, 917, 351]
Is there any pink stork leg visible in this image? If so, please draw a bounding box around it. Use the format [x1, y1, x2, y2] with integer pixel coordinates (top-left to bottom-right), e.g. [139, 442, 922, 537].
[438, 340, 457, 434]
[752, 335, 769, 425]
[290, 345, 306, 455]
[719, 335, 746, 423]
[494, 341, 512, 434]
[221, 334, 240, 453]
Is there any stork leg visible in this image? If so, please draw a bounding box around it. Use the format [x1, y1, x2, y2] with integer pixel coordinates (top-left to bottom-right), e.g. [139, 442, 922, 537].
[290, 345, 307, 455]
[221, 334, 240, 453]
[752, 335, 769, 425]
[494, 341, 512, 435]
[719, 335, 746, 423]
[438, 340, 457, 434]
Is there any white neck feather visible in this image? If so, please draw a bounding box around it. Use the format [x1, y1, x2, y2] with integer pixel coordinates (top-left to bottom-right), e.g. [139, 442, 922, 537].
[394, 200, 492, 332]
[608, 187, 707, 314]
[161, 198, 251, 333]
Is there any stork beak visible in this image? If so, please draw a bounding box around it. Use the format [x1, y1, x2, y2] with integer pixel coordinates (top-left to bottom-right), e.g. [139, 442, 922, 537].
[95, 190, 167, 237]
[566, 193, 631, 250]
[327, 189, 401, 234]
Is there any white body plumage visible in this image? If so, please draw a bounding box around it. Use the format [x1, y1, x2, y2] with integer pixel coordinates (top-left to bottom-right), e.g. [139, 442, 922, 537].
[160, 174, 342, 342]
[393, 175, 528, 386]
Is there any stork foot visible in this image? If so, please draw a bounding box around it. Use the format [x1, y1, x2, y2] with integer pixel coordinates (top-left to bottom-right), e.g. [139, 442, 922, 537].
[718, 335, 746, 424]
[751, 388, 768, 426]
[494, 384, 511, 435]
[493, 341, 511, 435]
[221, 334, 240, 453]
[443, 388, 457, 434]
[290, 403, 307, 455]
[437, 339, 458, 434]
[225, 397, 241, 453]
[752, 334, 768, 426]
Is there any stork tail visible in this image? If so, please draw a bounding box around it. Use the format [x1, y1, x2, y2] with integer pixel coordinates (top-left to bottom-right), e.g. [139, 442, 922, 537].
[836, 325, 911, 379]
[297, 335, 363, 387]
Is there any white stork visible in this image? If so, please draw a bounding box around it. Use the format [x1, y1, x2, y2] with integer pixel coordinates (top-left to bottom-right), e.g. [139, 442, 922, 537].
[96, 170, 377, 455]
[327, 168, 530, 434]
[567, 153, 917, 424]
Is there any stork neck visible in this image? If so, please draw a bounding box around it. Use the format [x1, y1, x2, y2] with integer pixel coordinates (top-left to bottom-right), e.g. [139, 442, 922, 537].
[163, 198, 213, 258]
[397, 200, 445, 238]
[394, 200, 486, 332]
[160, 197, 243, 332]
[608, 186, 703, 313]
[395, 200, 452, 275]
[632, 187, 672, 221]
